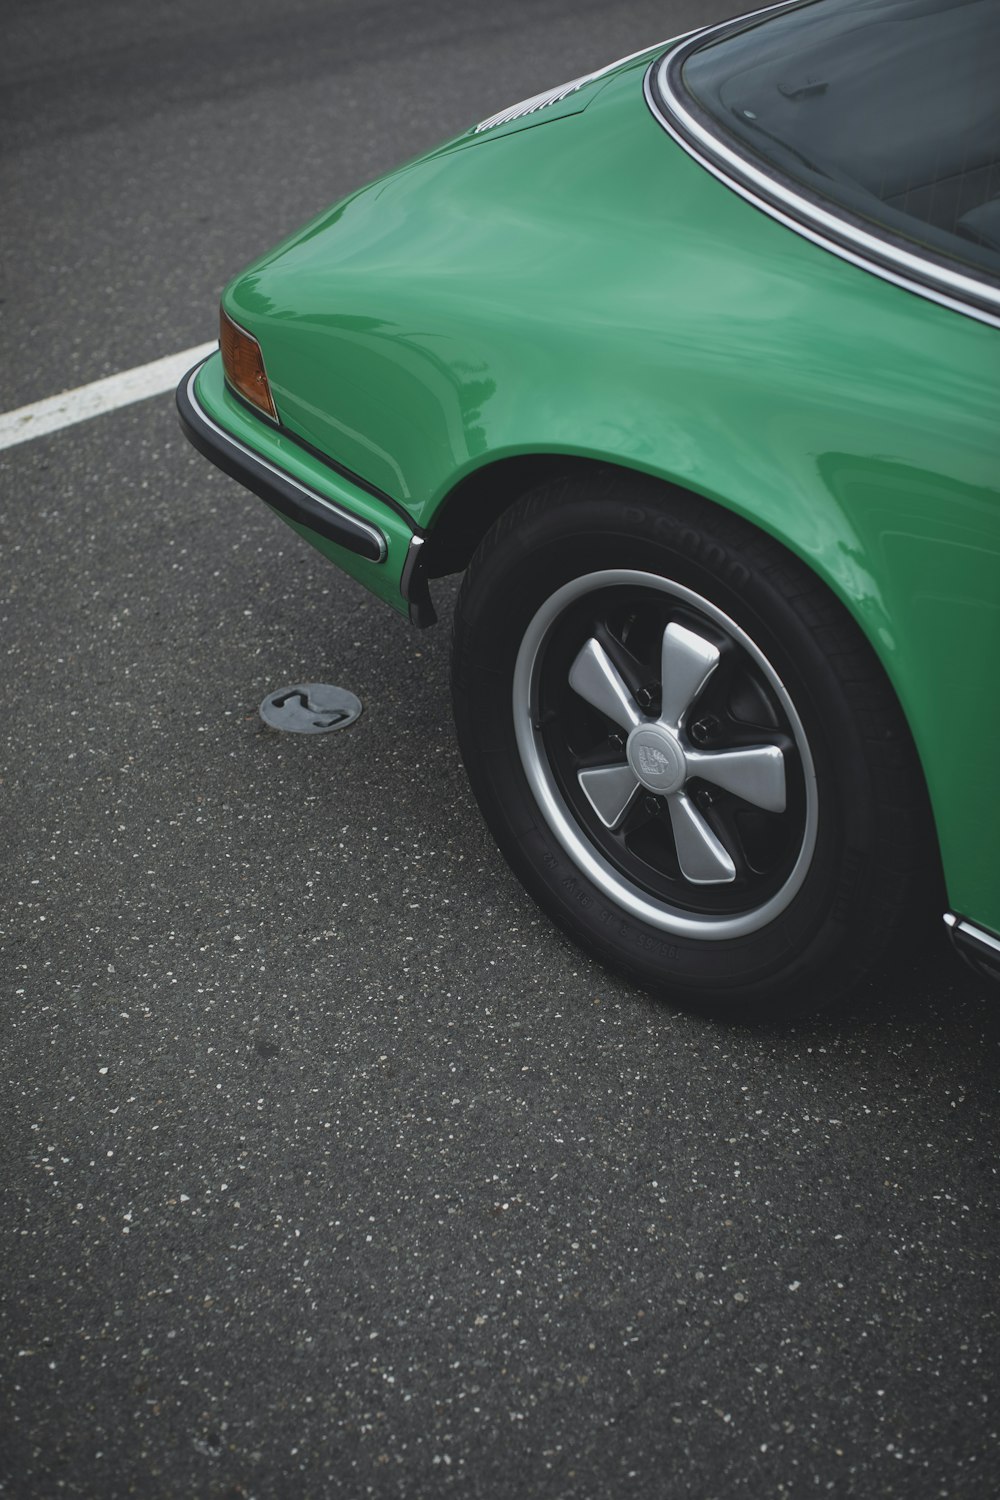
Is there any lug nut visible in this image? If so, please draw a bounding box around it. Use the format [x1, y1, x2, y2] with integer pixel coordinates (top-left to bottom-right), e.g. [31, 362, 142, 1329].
[690, 714, 721, 745]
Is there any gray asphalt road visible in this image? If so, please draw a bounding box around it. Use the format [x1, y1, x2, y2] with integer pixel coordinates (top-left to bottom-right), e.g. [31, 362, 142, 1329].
[2, 3, 998, 1498]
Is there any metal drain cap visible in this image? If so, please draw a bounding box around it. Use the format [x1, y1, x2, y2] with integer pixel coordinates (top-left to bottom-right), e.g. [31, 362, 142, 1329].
[259, 683, 363, 734]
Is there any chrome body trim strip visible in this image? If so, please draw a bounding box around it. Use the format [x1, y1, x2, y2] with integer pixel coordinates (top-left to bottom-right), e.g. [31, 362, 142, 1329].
[944, 912, 1000, 985]
[944, 912, 1000, 957]
[178, 363, 389, 564]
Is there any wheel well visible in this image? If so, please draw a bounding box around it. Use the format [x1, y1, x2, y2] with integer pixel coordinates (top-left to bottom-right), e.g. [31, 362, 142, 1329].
[421, 454, 623, 578]
[420, 452, 944, 911]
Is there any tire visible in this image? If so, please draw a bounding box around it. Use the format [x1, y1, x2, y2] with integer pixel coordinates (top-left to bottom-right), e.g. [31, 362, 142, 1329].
[450, 469, 929, 1019]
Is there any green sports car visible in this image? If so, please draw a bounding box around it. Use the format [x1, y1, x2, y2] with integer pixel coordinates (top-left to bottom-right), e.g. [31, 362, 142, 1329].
[178, 0, 1000, 1017]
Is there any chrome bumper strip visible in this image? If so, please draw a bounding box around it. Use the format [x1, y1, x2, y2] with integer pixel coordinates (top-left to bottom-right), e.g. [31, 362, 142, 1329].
[944, 913, 1000, 985]
[177, 362, 388, 564]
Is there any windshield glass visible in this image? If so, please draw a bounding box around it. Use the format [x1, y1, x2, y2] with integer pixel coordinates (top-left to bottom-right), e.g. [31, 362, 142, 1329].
[673, 0, 1000, 286]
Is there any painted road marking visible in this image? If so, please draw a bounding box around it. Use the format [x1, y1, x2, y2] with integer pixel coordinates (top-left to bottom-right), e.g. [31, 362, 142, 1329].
[0, 342, 217, 453]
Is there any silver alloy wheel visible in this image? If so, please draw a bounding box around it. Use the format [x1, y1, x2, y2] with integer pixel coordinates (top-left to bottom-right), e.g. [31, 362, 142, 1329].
[512, 570, 819, 939]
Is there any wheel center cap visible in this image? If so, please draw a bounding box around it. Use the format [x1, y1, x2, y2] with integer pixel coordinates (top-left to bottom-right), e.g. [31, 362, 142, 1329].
[627, 725, 686, 795]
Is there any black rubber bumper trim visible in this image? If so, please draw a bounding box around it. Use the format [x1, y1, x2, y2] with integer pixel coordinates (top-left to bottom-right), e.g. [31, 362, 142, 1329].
[400, 535, 437, 628]
[176, 361, 388, 564]
[944, 912, 1000, 985]
[223, 378, 418, 525]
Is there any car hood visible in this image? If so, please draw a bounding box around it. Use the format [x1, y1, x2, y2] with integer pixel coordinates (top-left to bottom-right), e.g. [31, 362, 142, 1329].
[221, 50, 700, 498]
[222, 35, 994, 531]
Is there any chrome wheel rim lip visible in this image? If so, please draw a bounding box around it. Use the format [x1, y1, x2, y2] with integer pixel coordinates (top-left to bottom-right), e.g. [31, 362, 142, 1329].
[512, 569, 819, 941]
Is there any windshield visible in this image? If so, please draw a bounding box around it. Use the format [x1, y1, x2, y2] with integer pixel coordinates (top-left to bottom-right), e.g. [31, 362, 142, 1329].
[663, 0, 1000, 289]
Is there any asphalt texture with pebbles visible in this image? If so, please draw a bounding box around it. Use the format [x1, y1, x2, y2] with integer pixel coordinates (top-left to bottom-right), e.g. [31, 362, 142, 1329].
[3, 3, 999, 1497]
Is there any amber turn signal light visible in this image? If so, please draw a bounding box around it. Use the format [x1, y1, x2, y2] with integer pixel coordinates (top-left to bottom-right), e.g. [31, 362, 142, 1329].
[219, 308, 279, 422]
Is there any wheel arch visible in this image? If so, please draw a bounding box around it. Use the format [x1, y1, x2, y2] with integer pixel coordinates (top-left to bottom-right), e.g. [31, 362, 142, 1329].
[421, 454, 609, 579]
[424, 449, 945, 909]
[450, 470, 942, 1012]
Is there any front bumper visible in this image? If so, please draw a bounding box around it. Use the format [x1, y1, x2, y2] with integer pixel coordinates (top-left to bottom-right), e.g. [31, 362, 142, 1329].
[175, 355, 436, 625]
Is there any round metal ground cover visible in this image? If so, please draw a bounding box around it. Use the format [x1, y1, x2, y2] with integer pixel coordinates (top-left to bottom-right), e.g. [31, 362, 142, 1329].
[259, 683, 363, 734]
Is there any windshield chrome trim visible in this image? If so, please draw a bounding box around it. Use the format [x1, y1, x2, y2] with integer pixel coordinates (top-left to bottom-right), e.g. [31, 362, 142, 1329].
[644, 17, 1000, 331]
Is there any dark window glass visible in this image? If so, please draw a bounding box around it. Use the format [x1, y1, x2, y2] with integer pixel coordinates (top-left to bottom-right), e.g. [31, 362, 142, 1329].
[675, 0, 1000, 285]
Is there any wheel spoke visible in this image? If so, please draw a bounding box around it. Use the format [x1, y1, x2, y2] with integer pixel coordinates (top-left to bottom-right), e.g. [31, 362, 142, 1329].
[685, 745, 786, 813]
[568, 639, 642, 732]
[667, 792, 737, 884]
[577, 763, 641, 829]
[659, 623, 720, 728]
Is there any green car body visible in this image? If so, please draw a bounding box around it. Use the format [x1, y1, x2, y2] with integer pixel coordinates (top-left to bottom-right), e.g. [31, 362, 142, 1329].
[181, 4, 1000, 1000]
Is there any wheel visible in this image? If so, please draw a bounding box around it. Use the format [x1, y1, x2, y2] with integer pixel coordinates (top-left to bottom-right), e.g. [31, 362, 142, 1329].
[451, 470, 928, 1018]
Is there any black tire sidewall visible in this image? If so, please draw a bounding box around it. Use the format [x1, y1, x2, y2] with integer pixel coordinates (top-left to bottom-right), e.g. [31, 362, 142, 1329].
[453, 479, 909, 1010]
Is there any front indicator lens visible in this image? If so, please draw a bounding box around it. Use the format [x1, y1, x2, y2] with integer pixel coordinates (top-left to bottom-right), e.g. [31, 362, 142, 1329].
[219, 308, 279, 422]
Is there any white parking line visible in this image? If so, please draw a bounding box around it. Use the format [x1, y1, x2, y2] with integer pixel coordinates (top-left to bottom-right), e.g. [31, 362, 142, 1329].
[0, 342, 217, 453]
